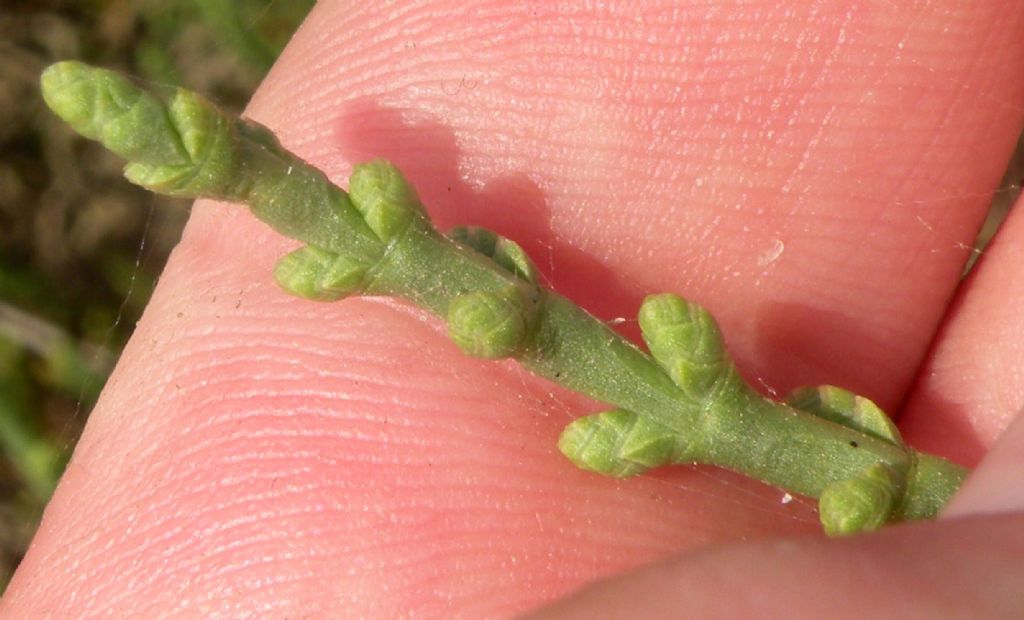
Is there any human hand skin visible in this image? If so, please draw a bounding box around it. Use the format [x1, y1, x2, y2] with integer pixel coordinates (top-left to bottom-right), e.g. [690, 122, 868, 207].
[5, 1, 1024, 617]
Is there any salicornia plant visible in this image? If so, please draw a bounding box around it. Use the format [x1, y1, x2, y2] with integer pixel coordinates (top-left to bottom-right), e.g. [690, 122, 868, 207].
[39, 61, 968, 536]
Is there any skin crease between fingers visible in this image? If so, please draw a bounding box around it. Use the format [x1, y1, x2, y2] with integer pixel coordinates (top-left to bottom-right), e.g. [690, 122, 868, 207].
[5, 1, 1024, 618]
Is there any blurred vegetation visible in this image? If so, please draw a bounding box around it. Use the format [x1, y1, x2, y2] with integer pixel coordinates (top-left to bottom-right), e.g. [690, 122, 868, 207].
[0, 0, 1021, 597]
[0, 0, 313, 590]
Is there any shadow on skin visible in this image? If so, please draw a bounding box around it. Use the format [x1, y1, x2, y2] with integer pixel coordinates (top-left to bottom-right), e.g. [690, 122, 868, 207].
[754, 301, 985, 465]
[331, 98, 650, 341]
[898, 389, 988, 468]
[754, 301, 902, 401]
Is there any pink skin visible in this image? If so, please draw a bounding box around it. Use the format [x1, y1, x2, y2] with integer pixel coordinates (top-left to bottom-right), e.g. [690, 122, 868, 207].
[4, 1, 1024, 617]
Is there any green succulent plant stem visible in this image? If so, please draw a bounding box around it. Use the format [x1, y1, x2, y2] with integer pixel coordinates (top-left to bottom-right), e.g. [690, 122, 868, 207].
[40, 61, 968, 536]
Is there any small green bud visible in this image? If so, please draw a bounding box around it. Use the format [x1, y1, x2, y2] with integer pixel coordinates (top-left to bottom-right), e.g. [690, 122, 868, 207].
[237, 119, 286, 156]
[450, 226, 538, 284]
[348, 160, 424, 242]
[787, 386, 903, 446]
[447, 286, 532, 359]
[819, 464, 902, 536]
[41, 61, 190, 167]
[273, 245, 367, 301]
[492, 237, 538, 284]
[558, 409, 679, 478]
[123, 94, 238, 198]
[135, 89, 240, 198]
[449, 226, 497, 254]
[638, 293, 732, 400]
[42, 62, 244, 200]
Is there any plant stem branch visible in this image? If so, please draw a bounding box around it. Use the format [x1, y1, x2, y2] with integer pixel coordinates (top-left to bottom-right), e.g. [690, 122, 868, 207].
[39, 61, 968, 536]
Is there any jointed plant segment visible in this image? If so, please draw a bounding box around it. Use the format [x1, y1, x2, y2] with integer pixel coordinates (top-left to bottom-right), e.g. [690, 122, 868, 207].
[40, 61, 968, 536]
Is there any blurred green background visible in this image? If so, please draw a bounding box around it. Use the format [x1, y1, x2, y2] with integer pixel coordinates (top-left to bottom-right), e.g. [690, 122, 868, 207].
[0, 0, 314, 590]
[0, 0, 1021, 595]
